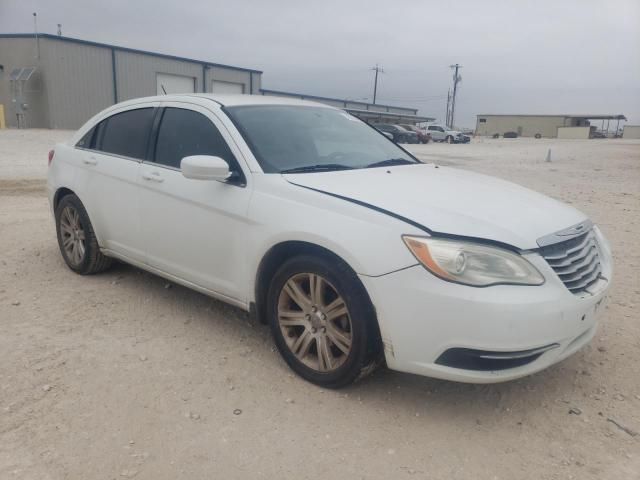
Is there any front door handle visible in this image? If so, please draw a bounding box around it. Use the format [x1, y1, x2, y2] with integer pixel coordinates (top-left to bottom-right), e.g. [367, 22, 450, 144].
[83, 157, 98, 166]
[141, 171, 165, 183]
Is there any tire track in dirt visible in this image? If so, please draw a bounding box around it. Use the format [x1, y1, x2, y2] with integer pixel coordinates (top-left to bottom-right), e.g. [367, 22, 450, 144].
[0, 179, 47, 196]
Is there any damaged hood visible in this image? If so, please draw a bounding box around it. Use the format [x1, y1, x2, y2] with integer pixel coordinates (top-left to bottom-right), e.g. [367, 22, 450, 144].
[284, 164, 587, 250]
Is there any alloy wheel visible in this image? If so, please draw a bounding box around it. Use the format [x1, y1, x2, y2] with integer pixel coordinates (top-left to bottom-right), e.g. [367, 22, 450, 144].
[59, 205, 86, 266]
[277, 273, 353, 372]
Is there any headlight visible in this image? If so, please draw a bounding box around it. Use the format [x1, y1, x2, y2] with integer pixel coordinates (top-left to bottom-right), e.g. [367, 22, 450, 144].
[403, 236, 545, 287]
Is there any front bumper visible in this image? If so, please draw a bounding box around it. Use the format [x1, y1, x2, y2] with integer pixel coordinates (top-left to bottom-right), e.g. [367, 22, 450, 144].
[360, 253, 611, 383]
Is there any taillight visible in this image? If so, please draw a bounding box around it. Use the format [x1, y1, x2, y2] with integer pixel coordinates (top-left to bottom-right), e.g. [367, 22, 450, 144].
[48, 149, 54, 166]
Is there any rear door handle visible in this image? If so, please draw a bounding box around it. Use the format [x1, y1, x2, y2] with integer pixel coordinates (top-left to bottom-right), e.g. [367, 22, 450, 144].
[141, 171, 165, 183]
[83, 157, 97, 166]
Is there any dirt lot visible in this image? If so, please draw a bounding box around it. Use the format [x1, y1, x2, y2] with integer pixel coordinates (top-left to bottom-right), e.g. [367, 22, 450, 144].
[1, 129, 639, 479]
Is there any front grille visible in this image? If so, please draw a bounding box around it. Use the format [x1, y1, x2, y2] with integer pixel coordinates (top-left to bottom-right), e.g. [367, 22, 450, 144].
[540, 230, 602, 294]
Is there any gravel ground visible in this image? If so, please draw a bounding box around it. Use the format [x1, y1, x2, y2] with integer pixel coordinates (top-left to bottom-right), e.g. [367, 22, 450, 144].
[1, 129, 639, 479]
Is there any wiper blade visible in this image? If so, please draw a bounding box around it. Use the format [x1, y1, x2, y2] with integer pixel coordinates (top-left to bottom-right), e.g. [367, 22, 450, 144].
[365, 158, 415, 168]
[280, 163, 355, 174]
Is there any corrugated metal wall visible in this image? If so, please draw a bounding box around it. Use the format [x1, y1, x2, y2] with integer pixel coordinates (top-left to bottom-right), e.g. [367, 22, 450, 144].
[0, 35, 261, 129]
[0, 37, 49, 128]
[249, 72, 261, 94]
[115, 50, 203, 101]
[475, 116, 571, 138]
[41, 39, 114, 129]
[557, 126, 590, 139]
[623, 125, 640, 139]
[260, 90, 418, 116]
[204, 66, 252, 94]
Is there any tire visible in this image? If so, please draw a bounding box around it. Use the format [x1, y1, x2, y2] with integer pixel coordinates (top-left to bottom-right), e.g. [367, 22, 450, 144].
[267, 254, 381, 388]
[535, 133, 542, 139]
[55, 194, 112, 275]
[446, 135, 454, 144]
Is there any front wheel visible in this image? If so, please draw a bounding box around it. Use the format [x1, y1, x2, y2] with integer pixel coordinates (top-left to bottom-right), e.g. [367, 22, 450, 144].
[267, 254, 381, 388]
[55, 194, 112, 274]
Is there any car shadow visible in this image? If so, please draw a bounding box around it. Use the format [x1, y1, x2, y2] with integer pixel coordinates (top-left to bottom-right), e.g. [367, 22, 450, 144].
[102, 260, 595, 420]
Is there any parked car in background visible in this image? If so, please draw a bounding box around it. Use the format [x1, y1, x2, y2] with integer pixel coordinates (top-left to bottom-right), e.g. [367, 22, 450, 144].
[503, 131, 519, 138]
[374, 124, 418, 144]
[48, 94, 612, 388]
[399, 124, 431, 144]
[377, 130, 394, 141]
[426, 124, 470, 144]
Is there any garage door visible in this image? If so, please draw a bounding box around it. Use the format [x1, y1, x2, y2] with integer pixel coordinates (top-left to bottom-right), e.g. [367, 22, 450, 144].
[157, 73, 195, 95]
[211, 80, 245, 94]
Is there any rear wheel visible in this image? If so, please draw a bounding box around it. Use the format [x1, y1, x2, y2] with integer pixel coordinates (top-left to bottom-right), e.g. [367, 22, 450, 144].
[267, 254, 381, 388]
[55, 194, 112, 274]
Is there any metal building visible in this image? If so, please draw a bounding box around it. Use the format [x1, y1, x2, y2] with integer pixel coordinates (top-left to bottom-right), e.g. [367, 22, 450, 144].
[622, 125, 640, 139]
[260, 89, 435, 125]
[475, 114, 626, 138]
[0, 33, 263, 129]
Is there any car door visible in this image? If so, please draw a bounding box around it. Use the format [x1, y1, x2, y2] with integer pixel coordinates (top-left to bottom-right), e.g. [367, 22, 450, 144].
[137, 102, 252, 302]
[427, 126, 444, 141]
[73, 104, 157, 260]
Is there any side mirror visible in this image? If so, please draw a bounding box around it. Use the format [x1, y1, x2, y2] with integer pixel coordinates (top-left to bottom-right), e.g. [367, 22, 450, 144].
[181, 155, 231, 181]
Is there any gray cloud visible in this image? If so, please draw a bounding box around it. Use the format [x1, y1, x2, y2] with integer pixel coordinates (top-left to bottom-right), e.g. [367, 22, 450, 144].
[1, 0, 638, 126]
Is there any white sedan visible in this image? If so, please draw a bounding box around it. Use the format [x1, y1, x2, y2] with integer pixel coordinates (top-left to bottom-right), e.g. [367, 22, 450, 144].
[47, 94, 612, 388]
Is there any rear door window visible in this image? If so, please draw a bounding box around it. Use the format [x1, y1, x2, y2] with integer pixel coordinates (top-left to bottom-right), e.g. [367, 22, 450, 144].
[152, 107, 236, 170]
[97, 108, 154, 160]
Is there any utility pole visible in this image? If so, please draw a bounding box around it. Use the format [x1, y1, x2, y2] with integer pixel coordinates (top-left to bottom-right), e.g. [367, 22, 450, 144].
[449, 63, 462, 128]
[371, 64, 384, 104]
[445, 89, 451, 126]
[33, 12, 40, 60]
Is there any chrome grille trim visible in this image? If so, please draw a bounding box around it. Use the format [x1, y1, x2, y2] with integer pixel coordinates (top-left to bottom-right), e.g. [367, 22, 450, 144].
[543, 233, 592, 260]
[539, 229, 602, 294]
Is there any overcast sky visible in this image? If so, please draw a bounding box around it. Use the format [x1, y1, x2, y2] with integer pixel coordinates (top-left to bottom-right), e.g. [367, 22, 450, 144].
[1, 0, 639, 127]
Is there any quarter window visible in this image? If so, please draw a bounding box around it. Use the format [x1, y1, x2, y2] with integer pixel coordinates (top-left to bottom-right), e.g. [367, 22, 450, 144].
[153, 108, 236, 170]
[97, 108, 154, 160]
[76, 127, 96, 149]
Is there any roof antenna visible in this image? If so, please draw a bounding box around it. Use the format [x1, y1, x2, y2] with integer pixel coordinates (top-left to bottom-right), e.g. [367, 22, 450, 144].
[57, 24, 62, 36]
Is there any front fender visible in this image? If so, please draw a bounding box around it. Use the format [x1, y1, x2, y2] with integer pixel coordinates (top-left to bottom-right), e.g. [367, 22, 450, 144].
[245, 175, 422, 301]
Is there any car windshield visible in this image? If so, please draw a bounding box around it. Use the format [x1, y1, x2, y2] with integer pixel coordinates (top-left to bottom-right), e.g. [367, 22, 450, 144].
[225, 105, 419, 173]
